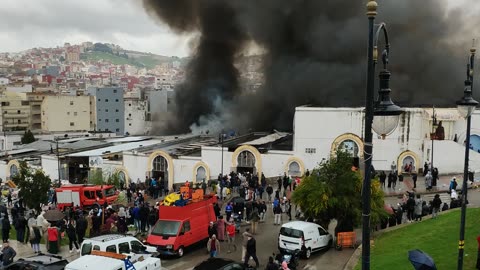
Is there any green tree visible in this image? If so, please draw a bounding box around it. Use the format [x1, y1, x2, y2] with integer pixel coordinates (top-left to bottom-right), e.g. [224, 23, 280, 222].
[88, 169, 104, 185]
[12, 161, 51, 211]
[21, 130, 35, 144]
[292, 150, 387, 235]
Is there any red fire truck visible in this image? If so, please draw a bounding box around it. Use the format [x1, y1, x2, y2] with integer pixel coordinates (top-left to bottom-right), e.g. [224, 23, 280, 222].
[55, 184, 118, 210]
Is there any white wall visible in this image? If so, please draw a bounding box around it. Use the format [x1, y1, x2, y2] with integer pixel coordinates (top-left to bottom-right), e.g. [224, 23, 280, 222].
[261, 150, 294, 178]
[41, 155, 59, 181]
[427, 140, 480, 174]
[201, 146, 232, 178]
[0, 161, 7, 181]
[122, 152, 148, 184]
[173, 157, 200, 184]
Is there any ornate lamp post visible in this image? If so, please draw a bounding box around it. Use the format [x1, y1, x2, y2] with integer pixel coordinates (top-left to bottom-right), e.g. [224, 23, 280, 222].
[362, 1, 403, 269]
[457, 47, 478, 270]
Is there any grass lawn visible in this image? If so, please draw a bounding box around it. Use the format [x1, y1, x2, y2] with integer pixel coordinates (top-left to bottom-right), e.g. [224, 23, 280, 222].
[355, 208, 480, 270]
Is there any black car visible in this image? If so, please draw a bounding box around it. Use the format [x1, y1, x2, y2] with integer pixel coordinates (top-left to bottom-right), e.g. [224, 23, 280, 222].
[193, 258, 255, 270]
[2, 254, 68, 270]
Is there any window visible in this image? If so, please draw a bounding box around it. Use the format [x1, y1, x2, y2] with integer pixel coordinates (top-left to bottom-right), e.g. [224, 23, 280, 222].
[98, 98, 101, 102]
[130, 241, 144, 253]
[74, 112, 77, 116]
[17, 120, 21, 124]
[115, 99, 119, 102]
[21, 101, 29, 106]
[129, 123, 132, 126]
[17, 110, 21, 114]
[181, 221, 191, 234]
[81, 243, 92, 256]
[105, 109, 109, 112]
[70, 122, 74, 126]
[115, 109, 119, 112]
[128, 103, 131, 107]
[106, 245, 117, 253]
[84, 191, 94, 199]
[305, 148, 316, 154]
[116, 119, 119, 122]
[105, 99, 109, 102]
[93, 245, 100, 251]
[318, 227, 328, 236]
[3, 111, 6, 114]
[96, 190, 103, 199]
[1, 102, 9, 106]
[105, 119, 109, 123]
[116, 128, 120, 132]
[113, 89, 117, 93]
[118, 242, 130, 254]
[67, 112, 70, 115]
[70, 101, 74, 105]
[98, 119, 101, 122]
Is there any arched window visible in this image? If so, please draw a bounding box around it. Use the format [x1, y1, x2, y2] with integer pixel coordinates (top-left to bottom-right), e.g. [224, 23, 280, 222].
[238, 151, 255, 168]
[338, 139, 360, 157]
[196, 166, 206, 182]
[118, 171, 126, 188]
[10, 164, 18, 178]
[288, 161, 301, 177]
[152, 155, 168, 182]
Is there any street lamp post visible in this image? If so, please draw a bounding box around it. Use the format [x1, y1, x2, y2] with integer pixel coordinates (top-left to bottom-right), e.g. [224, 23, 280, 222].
[362, 2, 403, 270]
[457, 47, 478, 270]
[219, 131, 226, 178]
[56, 138, 61, 187]
[431, 105, 436, 174]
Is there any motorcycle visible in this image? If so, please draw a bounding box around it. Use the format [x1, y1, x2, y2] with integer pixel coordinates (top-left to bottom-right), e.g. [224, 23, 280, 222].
[273, 246, 301, 270]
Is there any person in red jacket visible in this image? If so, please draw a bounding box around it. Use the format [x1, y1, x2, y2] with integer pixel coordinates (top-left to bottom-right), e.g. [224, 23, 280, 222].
[47, 224, 59, 254]
[226, 218, 237, 253]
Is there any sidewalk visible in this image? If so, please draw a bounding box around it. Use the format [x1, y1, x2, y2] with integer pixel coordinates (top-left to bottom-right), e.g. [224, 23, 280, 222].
[381, 173, 467, 197]
[7, 240, 80, 262]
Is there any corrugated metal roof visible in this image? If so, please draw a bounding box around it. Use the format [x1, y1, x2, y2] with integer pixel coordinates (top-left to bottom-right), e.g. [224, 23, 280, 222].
[68, 139, 163, 157]
[240, 132, 289, 146]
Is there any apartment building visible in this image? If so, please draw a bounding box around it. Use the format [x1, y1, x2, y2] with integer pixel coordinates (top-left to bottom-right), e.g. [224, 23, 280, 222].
[87, 86, 124, 134]
[0, 92, 31, 132]
[41, 95, 91, 132]
[124, 96, 148, 135]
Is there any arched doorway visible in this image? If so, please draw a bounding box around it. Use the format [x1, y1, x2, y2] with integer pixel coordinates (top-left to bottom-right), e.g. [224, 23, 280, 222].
[118, 171, 126, 189]
[470, 134, 480, 153]
[196, 166, 206, 182]
[288, 161, 301, 177]
[9, 164, 18, 179]
[237, 151, 256, 174]
[152, 155, 168, 184]
[338, 139, 360, 157]
[401, 156, 415, 173]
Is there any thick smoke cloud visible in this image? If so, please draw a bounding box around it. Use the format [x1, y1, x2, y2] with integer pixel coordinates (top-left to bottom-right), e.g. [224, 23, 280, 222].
[143, 0, 479, 134]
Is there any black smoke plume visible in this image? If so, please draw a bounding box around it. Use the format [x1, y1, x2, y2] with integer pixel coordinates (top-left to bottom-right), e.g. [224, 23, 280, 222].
[143, 0, 479, 133]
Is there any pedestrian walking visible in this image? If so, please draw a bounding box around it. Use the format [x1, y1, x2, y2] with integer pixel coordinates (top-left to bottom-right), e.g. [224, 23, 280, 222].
[66, 219, 80, 253]
[208, 221, 216, 239]
[244, 235, 259, 268]
[2, 214, 10, 243]
[216, 216, 226, 241]
[392, 172, 398, 189]
[431, 194, 442, 219]
[226, 219, 237, 253]
[226, 202, 233, 221]
[273, 204, 282, 225]
[242, 228, 252, 261]
[414, 194, 423, 221]
[207, 234, 220, 258]
[76, 214, 87, 244]
[412, 173, 417, 189]
[266, 185, 273, 202]
[1, 243, 16, 266]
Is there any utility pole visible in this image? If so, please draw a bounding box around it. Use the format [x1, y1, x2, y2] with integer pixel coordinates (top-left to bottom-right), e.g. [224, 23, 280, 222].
[56, 138, 61, 187]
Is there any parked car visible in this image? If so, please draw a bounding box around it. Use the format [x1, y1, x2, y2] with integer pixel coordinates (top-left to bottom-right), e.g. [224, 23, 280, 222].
[278, 221, 333, 259]
[80, 234, 157, 257]
[193, 258, 255, 270]
[2, 253, 68, 270]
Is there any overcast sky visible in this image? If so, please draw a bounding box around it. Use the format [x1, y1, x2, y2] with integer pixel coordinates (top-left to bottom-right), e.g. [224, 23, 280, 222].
[0, 0, 476, 57]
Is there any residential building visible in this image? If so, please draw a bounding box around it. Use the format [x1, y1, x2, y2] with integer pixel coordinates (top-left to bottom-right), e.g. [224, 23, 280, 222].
[41, 95, 91, 132]
[0, 92, 31, 132]
[124, 96, 148, 135]
[88, 86, 125, 134]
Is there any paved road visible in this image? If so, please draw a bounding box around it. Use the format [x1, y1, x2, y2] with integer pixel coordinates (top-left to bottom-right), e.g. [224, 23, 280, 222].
[162, 201, 354, 270]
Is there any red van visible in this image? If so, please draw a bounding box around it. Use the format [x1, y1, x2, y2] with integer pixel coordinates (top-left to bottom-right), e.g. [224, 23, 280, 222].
[145, 195, 217, 257]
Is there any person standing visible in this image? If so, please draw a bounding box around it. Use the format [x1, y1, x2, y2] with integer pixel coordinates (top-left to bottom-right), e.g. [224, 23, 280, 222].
[379, 171, 386, 188]
[216, 216, 226, 242]
[226, 219, 237, 253]
[414, 195, 423, 221]
[207, 234, 220, 258]
[449, 177, 458, 193]
[76, 214, 87, 244]
[66, 219, 79, 253]
[2, 214, 10, 243]
[431, 194, 442, 219]
[266, 185, 273, 202]
[1, 242, 16, 266]
[244, 235, 259, 268]
[208, 222, 216, 239]
[14, 213, 27, 244]
[425, 172, 433, 191]
[29, 224, 41, 253]
[273, 203, 282, 225]
[392, 173, 398, 189]
[412, 173, 418, 189]
[47, 223, 59, 254]
[241, 228, 252, 262]
[225, 202, 233, 222]
[406, 195, 415, 222]
[277, 177, 282, 192]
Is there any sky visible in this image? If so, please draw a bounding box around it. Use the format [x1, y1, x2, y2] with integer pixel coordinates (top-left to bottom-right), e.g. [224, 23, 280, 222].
[0, 0, 476, 57]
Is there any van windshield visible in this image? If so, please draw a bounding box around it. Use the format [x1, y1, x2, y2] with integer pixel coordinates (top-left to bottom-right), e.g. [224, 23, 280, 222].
[151, 220, 180, 237]
[280, 227, 304, 238]
[104, 187, 116, 197]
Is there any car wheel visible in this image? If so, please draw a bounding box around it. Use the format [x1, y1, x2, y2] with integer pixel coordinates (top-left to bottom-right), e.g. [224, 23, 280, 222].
[177, 247, 184, 257]
[305, 248, 311, 259]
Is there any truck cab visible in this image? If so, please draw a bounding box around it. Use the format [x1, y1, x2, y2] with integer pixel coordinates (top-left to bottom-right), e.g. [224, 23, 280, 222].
[56, 184, 118, 210]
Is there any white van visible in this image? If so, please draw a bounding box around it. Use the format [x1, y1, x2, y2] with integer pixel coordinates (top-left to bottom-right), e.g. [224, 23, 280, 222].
[278, 221, 333, 259]
[66, 250, 161, 270]
[80, 234, 157, 257]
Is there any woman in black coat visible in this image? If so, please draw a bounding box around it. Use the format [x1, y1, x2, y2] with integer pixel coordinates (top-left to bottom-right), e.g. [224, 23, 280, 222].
[66, 219, 79, 253]
[2, 214, 10, 243]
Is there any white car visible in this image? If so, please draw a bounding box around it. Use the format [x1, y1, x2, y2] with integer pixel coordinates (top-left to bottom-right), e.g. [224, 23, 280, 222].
[80, 234, 158, 257]
[66, 250, 161, 270]
[278, 221, 333, 259]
